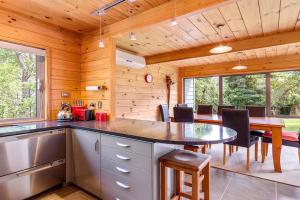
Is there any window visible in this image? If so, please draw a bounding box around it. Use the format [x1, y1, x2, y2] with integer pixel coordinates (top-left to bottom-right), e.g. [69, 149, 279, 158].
[0, 41, 45, 121]
[183, 70, 300, 118]
[223, 74, 266, 109]
[270, 71, 300, 116]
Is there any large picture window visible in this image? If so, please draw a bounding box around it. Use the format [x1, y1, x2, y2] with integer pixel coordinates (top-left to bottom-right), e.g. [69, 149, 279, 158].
[183, 70, 299, 118]
[0, 41, 45, 121]
[223, 74, 266, 109]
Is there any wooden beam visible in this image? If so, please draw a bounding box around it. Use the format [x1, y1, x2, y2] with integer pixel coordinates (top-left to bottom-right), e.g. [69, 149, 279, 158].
[179, 54, 300, 78]
[102, 0, 229, 37]
[146, 30, 300, 64]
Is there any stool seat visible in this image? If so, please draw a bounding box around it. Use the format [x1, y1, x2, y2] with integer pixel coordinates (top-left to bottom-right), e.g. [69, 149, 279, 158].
[160, 150, 211, 171]
[160, 149, 211, 200]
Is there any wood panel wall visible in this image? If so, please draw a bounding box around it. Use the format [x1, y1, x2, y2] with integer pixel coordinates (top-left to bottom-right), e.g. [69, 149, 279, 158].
[80, 32, 116, 119]
[0, 8, 81, 120]
[115, 64, 178, 121]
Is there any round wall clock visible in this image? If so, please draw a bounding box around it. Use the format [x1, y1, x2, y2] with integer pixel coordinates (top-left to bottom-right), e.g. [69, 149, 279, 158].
[145, 73, 153, 83]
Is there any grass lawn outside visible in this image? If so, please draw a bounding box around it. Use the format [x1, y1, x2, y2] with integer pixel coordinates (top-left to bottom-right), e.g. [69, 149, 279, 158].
[283, 119, 300, 132]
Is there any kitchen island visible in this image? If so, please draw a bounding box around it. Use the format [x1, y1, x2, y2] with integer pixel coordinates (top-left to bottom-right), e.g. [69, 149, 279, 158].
[0, 119, 236, 200]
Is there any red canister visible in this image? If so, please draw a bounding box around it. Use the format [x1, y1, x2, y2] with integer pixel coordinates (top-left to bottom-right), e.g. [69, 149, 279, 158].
[96, 112, 108, 121]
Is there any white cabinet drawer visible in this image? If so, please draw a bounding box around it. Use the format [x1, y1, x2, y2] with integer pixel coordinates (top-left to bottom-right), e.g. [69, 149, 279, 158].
[101, 145, 151, 173]
[101, 168, 152, 200]
[101, 134, 152, 157]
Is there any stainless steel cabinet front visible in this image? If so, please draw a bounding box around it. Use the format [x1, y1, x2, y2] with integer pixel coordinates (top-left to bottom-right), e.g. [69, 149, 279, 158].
[0, 163, 65, 200]
[0, 129, 66, 177]
[72, 129, 101, 197]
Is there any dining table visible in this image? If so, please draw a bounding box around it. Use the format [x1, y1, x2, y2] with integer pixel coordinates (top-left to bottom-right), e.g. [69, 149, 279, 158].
[192, 114, 285, 173]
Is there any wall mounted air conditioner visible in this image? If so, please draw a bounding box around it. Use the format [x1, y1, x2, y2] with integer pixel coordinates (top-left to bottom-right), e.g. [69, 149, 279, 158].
[116, 49, 146, 69]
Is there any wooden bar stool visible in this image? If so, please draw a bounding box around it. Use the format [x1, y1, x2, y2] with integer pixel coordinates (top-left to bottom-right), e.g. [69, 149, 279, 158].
[160, 149, 211, 200]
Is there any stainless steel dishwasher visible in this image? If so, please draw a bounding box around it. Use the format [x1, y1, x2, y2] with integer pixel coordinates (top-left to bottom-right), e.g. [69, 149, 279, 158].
[0, 128, 66, 200]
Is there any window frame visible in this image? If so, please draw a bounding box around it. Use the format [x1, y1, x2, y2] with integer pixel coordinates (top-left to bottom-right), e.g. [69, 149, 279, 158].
[183, 70, 300, 118]
[0, 41, 46, 123]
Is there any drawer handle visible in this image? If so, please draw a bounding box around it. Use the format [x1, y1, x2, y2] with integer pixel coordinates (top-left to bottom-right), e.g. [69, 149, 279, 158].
[116, 154, 130, 161]
[116, 166, 130, 174]
[116, 181, 131, 189]
[116, 142, 130, 148]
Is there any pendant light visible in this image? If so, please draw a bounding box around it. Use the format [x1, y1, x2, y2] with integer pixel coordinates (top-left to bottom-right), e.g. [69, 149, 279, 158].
[232, 52, 247, 70]
[98, 10, 105, 48]
[210, 24, 232, 54]
[171, 0, 177, 26]
[129, 32, 137, 41]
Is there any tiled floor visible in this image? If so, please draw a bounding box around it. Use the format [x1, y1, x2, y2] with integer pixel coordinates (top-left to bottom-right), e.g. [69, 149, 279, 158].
[32, 168, 300, 200]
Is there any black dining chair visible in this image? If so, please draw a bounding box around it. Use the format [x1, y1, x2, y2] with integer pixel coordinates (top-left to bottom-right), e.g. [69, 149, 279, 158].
[197, 105, 213, 115]
[222, 109, 259, 170]
[246, 106, 269, 159]
[217, 105, 235, 115]
[173, 107, 206, 154]
[159, 104, 170, 122]
[176, 103, 188, 107]
[173, 107, 194, 123]
[261, 129, 300, 164]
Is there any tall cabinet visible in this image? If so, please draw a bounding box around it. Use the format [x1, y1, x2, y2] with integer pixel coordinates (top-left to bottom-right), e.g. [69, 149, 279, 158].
[71, 129, 101, 197]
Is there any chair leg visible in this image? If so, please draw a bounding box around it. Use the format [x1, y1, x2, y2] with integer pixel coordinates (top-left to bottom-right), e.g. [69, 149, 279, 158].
[160, 163, 168, 200]
[265, 143, 269, 156]
[236, 146, 239, 152]
[298, 148, 300, 164]
[209, 143, 212, 149]
[229, 145, 232, 156]
[201, 146, 206, 154]
[255, 143, 258, 161]
[223, 144, 226, 165]
[246, 148, 250, 171]
[261, 142, 266, 163]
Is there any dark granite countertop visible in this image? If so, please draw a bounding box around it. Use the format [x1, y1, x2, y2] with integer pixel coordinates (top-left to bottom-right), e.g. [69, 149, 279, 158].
[0, 119, 237, 145]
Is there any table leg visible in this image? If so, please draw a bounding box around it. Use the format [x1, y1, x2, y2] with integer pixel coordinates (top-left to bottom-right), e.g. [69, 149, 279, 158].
[271, 127, 282, 173]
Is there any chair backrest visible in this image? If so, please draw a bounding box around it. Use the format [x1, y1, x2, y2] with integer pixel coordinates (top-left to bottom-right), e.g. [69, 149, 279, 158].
[217, 105, 235, 115]
[222, 109, 251, 148]
[176, 104, 188, 107]
[173, 107, 194, 123]
[159, 104, 169, 122]
[197, 105, 213, 114]
[246, 106, 266, 117]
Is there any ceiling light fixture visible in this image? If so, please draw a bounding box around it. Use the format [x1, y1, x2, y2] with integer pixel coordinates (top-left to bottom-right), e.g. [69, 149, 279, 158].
[98, 10, 105, 48]
[209, 24, 232, 54]
[171, 0, 177, 26]
[232, 52, 247, 70]
[129, 32, 137, 41]
[127, 0, 136, 3]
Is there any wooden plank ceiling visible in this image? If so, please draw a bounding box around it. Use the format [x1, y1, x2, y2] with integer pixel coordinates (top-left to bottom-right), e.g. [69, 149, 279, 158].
[0, 0, 169, 33]
[115, 0, 300, 65]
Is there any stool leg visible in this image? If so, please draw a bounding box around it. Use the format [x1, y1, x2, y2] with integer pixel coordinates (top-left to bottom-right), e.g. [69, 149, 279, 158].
[175, 170, 182, 197]
[192, 171, 200, 200]
[161, 163, 168, 200]
[203, 162, 210, 200]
